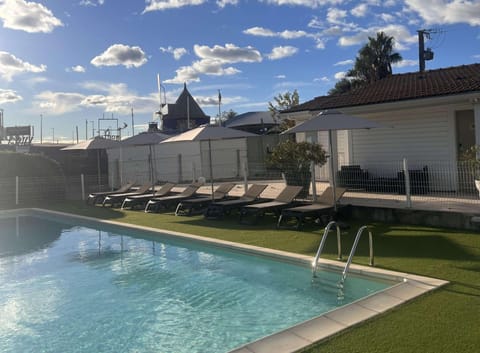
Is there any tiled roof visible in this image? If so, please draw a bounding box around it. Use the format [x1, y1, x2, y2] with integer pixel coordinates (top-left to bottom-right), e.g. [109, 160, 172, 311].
[285, 63, 480, 113]
[225, 111, 276, 128]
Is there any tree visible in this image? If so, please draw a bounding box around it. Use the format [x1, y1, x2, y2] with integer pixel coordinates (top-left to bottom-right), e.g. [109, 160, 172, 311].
[329, 32, 403, 95]
[218, 109, 237, 125]
[268, 90, 299, 131]
[266, 139, 327, 197]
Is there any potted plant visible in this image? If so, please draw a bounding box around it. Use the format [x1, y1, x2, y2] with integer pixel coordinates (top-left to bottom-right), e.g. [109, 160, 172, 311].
[266, 139, 327, 198]
[460, 145, 480, 197]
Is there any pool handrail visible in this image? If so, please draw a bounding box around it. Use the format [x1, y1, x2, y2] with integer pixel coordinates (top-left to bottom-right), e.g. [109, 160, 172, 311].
[339, 225, 374, 285]
[312, 221, 342, 277]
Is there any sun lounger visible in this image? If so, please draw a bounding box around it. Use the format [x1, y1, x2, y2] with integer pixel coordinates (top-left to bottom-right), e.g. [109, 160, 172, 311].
[175, 183, 236, 216]
[277, 187, 347, 229]
[144, 183, 203, 213]
[121, 182, 176, 210]
[239, 185, 304, 224]
[102, 183, 152, 208]
[86, 182, 134, 205]
[204, 184, 268, 219]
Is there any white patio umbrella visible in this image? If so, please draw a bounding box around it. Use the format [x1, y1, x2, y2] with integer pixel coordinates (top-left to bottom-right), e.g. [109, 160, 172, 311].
[282, 109, 384, 210]
[121, 131, 170, 193]
[62, 136, 120, 191]
[161, 125, 257, 199]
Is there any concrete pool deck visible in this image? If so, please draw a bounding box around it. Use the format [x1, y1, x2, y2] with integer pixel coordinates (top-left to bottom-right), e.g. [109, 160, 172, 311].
[3, 208, 449, 353]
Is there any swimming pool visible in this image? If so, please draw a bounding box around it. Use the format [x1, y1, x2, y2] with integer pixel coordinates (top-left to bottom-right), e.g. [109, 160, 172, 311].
[0, 210, 447, 353]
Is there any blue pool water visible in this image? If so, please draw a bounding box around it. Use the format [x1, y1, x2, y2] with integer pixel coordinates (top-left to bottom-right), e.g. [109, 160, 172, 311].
[0, 213, 392, 353]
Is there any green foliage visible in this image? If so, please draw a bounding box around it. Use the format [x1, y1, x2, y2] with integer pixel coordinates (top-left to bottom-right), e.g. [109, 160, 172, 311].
[329, 31, 403, 95]
[219, 109, 237, 125]
[459, 145, 480, 178]
[0, 151, 64, 178]
[268, 90, 299, 131]
[266, 139, 327, 173]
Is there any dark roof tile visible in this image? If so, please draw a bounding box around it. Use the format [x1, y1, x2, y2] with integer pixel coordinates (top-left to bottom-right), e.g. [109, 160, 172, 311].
[286, 63, 480, 113]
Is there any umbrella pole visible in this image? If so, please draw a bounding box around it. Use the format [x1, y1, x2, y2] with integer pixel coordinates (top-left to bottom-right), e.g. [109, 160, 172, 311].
[208, 139, 214, 200]
[328, 130, 337, 212]
[97, 149, 101, 192]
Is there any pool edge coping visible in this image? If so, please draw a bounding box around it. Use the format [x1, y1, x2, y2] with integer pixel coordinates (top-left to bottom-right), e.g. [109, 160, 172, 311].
[5, 208, 449, 353]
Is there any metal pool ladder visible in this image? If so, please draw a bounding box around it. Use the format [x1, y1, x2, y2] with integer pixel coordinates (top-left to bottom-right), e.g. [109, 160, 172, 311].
[339, 225, 374, 288]
[312, 221, 342, 277]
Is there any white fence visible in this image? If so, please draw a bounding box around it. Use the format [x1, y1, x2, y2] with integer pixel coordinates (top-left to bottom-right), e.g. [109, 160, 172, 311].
[1, 158, 478, 210]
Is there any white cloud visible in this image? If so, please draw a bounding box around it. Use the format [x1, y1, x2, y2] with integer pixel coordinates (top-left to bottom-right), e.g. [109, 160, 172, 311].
[194, 43, 262, 63]
[79, 0, 105, 6]
[405, 0, 480, 26]
[327, 8, 347, 24]
[334, 71, 347, 80]
[66, 65, 86, 73]
[378, 13, 395, 22]
[216, 0, 238, 7]
[275, 74, 286, 79]
[91, 44, 147, 68]
[314, 76, 330, 82]
[0, 51, 46, 81]
[143, 0, 206, 13]
[334, 59, 354, 66]
[159, 46, 188, 60]
[244, 26, 309, 39]
[261, 0, 343, 8]
[35, 82, 158, 115]
[34, 91, 86, 115]
[338, 24, 416, 50]
[351, 4, 368, 17]
[165, 43, 262, 84]
[0, 88, 23, 104]
[267, 46, 298, 60]
[0, 0, 63, 33]
[393, 59, 418, 68]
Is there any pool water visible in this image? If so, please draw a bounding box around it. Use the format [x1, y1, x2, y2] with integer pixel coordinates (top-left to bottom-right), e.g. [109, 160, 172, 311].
[0, 214, 391, 353]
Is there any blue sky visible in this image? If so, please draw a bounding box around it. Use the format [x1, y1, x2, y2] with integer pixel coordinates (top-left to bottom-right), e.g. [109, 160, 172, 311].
[0, 0, 479, 143]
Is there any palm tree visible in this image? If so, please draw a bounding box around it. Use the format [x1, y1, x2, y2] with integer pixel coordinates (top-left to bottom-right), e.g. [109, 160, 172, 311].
[329, 32, 402, 95]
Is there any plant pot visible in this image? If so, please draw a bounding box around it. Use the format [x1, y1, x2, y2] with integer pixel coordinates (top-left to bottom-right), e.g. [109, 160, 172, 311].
[475, 179, 480, 198]
[282, 171, 311, 199]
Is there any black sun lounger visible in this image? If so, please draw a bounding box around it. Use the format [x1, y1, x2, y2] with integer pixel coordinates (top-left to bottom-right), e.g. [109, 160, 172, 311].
[239, 185, 304, 225]
[121, 182, 176, 210]
[144, 183, 203, 213]
[277, 187, 347, 229]
[204, 184, 267, 219]
[102, 183, 152, 208]
[86, 182, 134, 205]
[175, 183, 236, 216]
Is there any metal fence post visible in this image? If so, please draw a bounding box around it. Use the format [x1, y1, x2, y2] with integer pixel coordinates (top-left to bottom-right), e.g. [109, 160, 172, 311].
[243, 159, 248, 193]
[192, 161, 197, 182]
[403, 158, 412, 208]
[15, 176, 19, 205]
[81, 173, 85, 201]
[177, 154, 182, 183]
[310, 161, 317, 201]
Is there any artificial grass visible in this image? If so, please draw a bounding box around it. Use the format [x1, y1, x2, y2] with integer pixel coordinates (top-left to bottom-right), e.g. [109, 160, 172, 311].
[11, 201, 480, 353]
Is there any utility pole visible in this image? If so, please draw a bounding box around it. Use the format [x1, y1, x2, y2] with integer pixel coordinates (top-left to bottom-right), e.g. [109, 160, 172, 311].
[40, 114, 43, 144]
[218, 90, 222, 126]
[131, 107, 134, 136]
[417, 29, 435, 72]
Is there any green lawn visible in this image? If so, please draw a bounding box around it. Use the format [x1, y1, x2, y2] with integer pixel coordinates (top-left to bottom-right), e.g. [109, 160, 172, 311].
[12, 201, 480, 353]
